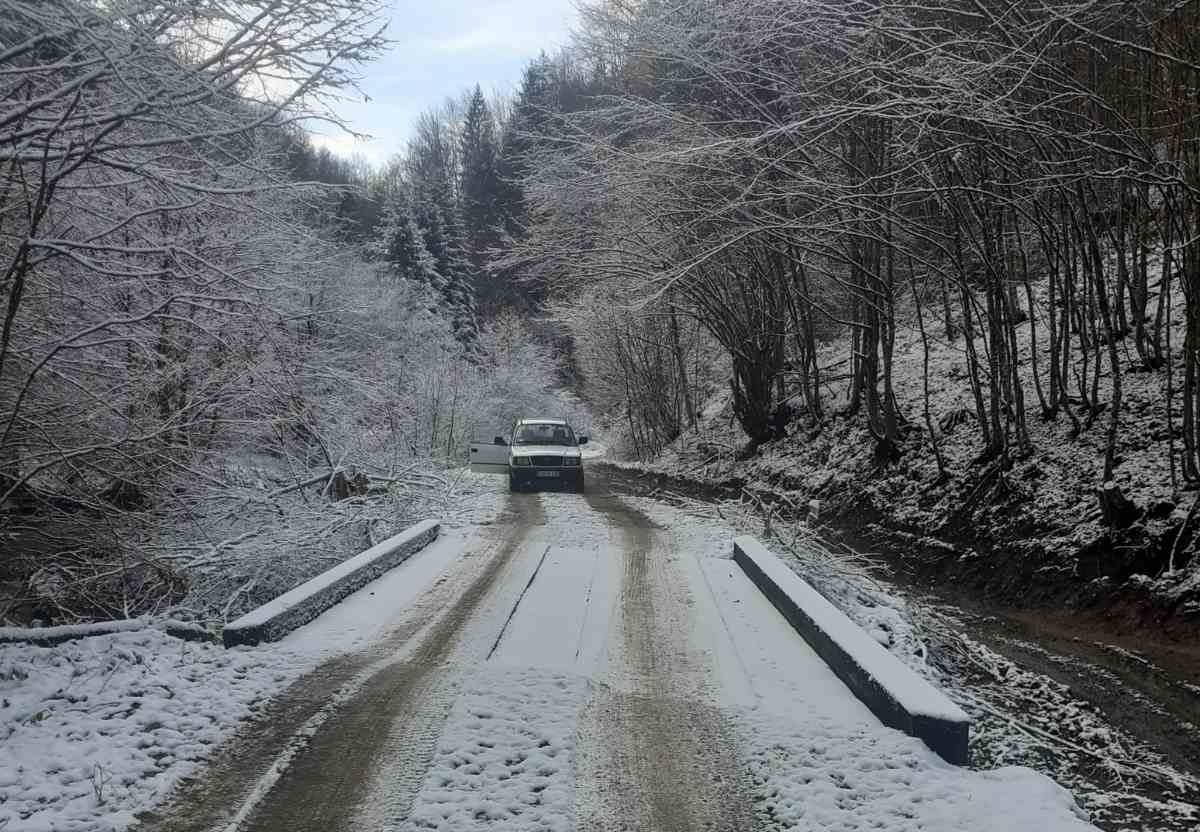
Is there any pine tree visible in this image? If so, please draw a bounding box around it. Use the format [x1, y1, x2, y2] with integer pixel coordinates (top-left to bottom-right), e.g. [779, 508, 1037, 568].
[496, 56, 557, 240]
[490, 55, 564, 312]
[460, 86, 501, 254]
[404, 106, 482, 347]
[413, 183, 480, 347]
[460, 85, 506, 315]
[371, 191, 441, 290]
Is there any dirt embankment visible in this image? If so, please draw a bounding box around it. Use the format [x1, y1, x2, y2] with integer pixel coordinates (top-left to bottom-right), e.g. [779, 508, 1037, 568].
[831, 470, 1198, 629]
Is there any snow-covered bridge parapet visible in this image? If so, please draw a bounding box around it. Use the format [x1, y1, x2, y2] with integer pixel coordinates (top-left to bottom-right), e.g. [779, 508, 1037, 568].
[732, 535, 971, 765]
[223, 519, 441, 648]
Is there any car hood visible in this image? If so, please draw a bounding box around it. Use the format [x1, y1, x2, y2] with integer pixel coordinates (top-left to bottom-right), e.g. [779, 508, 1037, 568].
[511, 444, 581, 457]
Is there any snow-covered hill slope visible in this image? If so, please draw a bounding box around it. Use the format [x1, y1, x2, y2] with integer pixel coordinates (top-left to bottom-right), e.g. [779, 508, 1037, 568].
[636, 277, 1200, 627]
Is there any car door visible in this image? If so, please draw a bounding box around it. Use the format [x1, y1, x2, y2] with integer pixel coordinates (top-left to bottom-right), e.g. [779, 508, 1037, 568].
[468, 435, 510, 474]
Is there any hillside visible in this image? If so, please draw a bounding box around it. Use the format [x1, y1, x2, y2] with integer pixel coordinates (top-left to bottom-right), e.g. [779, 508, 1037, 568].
[636, 270, 1200, 633]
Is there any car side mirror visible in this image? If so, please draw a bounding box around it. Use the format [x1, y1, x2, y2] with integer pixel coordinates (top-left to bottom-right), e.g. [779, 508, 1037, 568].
[578, 436, 589, 445]
[493, 436, 507, 446]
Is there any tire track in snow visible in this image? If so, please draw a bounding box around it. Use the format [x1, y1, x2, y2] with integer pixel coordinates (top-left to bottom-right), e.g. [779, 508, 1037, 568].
[240, 492, 545, 832]
[580, 488, 753, 831]
[140, 553, 490, 832]
[149, 492, 545, 832]
[137, 652, 367, 832]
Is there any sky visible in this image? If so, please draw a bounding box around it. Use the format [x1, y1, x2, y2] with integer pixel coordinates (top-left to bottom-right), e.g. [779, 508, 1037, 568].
[311, 0, 580, 167]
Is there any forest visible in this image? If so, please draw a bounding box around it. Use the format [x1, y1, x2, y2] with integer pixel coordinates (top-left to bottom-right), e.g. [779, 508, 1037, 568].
[501, 0, 1200, 616]
[4, 0, 1200, 625]
[0, 0, 561, 625]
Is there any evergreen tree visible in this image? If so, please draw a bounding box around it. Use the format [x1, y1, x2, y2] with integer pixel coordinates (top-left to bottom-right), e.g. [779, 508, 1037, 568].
[460, 85, 506, 315]
[496, 55, 557, 241]
[460, 85, 501, 255]
[413, 184, 480, 347]
[490, 55, 566, 312]
[404, 106, 481, 347]
[371, 190, 440, 290]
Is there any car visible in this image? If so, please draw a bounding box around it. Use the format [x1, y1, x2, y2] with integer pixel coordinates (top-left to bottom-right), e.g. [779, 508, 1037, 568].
[468, 418, 589, 493]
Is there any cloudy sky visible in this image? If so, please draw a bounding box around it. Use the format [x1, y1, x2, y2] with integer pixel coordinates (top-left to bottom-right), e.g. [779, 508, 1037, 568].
[312, 0, 579, 166]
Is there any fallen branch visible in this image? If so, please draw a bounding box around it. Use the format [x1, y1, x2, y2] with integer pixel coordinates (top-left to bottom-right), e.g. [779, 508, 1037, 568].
[269, 471, 334, 499]
[0, 617, 213, 646]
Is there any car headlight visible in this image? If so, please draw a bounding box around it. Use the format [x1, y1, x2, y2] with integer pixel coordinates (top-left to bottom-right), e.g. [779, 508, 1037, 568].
[512, 456, 531, 466]
[563, 457, 580, 467]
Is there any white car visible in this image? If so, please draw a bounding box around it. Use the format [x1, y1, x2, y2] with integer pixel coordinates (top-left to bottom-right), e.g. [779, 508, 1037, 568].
[469, 418, 588, 493]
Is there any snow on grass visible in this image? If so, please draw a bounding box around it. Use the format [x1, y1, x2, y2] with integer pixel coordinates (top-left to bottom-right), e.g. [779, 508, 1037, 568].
[0, 491, 505, 832]
[737, 707, 1093, 831]
[941, 625, 1200, 831]
[405, 666, 587, 832]
[0, 631, 304, 832]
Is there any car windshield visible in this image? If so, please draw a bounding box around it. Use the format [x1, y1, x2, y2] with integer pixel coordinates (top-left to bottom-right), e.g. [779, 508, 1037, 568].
[514, 423, 575, 445]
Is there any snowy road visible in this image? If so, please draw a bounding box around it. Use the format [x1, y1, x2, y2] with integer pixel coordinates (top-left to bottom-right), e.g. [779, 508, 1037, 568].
[144, 470, 1094, 832]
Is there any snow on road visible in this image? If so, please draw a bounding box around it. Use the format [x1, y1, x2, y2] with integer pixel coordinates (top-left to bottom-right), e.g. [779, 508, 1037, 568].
[390, 483, 1094, 831]
[8, 471, 1097, 831]
[277, 528, 475, 659]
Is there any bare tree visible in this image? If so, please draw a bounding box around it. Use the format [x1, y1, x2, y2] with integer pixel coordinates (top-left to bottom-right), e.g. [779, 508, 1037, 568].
[510, 0, 1200, 528]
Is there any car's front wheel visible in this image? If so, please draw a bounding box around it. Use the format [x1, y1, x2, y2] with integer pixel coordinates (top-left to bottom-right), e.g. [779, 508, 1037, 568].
[508, 473, 519, 493]
[575, 473, 585, 494]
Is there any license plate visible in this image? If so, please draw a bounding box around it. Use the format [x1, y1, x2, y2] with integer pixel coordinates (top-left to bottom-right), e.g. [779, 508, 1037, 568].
[536, 470, 560, 478]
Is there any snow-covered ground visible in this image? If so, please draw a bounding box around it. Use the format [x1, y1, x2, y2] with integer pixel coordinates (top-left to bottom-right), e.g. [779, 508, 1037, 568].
[620, 486, 1200, 829]
[629, 262, 1200, 615]
[634, 498, 1094, 830]
[0, 469, 509, 832]
[389, 487, 1093, 831]
[4, 470, 1102, 831]
[0, 630, 302, 832]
